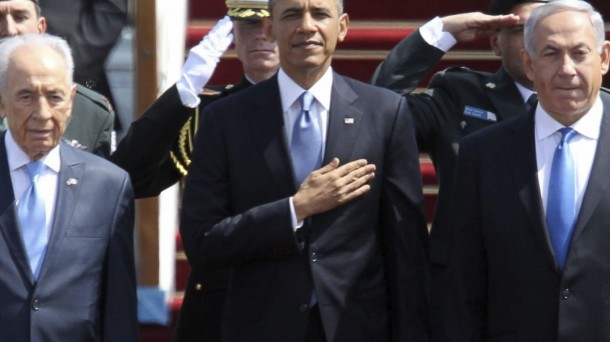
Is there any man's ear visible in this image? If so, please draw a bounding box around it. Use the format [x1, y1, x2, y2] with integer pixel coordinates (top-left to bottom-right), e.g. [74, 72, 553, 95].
[0, 94, 5, 119]
[65, 85, 77, 119]
[337, 13, 349, 43]
[520, 48, 535, 82]
[600, 41, 610, 76]
[490, 31, 501, 56]
[38, 16, 47, 33]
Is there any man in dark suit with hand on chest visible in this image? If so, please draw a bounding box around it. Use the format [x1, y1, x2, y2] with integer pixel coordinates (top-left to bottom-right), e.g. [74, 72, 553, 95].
[179, 0, 430, 340]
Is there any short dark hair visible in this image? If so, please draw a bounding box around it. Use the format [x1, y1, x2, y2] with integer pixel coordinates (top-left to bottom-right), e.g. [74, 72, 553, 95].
[488, 0, 549, 15]
[0, 0, 41, 16]
[268, 0, 343, 16]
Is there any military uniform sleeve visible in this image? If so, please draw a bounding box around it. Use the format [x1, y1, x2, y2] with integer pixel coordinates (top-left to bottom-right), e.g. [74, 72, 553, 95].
[370, 30, 445, 95]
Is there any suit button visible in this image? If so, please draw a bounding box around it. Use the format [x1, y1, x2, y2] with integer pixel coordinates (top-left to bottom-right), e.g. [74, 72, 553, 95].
[195, 283, 203, 292]
[299, 304, 309, 312]
[32, 299, 40, 311]
[311, 252, 318, 263]
[561, 288, 570, 300]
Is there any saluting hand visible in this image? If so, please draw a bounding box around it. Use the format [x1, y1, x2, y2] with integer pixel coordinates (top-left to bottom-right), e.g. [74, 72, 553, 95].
[441, 12, 520, 43]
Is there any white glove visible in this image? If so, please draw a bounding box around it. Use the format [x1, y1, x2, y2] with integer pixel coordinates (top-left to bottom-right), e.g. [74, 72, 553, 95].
[177, 16, 234, 107]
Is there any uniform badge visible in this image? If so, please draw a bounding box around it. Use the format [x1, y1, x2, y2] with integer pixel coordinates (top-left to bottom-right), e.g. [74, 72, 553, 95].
[485, 82, 496, 89]
[66, 178, 78, 186]
[463, 106, 497, 122]
[344, 117, 354, 125]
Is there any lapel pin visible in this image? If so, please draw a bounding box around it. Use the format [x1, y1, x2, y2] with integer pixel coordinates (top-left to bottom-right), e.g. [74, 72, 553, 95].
[66, 178, 78, 186]
[485, 82, 496, 89]
[344, 117, 354, 125]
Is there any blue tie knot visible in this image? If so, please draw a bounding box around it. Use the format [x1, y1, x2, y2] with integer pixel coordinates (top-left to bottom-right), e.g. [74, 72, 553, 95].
[558, 127, 576, 145]
[300, 91, 314, 112]
[25, 160, 44, 183]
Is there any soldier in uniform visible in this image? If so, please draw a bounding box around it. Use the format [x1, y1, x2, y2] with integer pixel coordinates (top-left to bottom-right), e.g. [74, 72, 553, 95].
[147, 1, 278, 340]
[0, 0, 114, 158]
[38, 0, 128, 132]
[370, 1, 548, 340]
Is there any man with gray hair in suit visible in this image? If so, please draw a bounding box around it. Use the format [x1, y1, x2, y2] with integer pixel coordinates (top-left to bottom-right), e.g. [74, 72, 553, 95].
[0, 33, 137, 341]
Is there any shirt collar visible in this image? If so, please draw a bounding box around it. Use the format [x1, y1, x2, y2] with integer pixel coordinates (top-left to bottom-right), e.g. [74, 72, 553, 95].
[278, 67, 333, 112]
[5, 130, 61, 173]
[536, 95, 603, 141]
[514, 81, 536, 104]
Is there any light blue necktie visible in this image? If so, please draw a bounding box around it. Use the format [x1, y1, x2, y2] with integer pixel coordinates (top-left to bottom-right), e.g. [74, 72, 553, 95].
[18, 160, 48, 279]
[546, 127, 577, 271]
[291, 91, 322, 184]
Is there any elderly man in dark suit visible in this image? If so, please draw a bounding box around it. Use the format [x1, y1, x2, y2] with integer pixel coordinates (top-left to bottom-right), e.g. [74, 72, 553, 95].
[179, 0, 430, 340]
[450, 1, 610, 340]
[0, 33, 137, 341]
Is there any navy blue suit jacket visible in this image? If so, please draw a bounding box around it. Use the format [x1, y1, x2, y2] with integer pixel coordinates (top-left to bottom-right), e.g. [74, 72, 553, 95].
[451, 91, 610, 341]
[180, 72, 430, 341]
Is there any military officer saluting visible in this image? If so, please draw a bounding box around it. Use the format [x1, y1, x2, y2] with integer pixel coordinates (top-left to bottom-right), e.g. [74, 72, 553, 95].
[159, 1, 280, 340]
[169, 0, 279, 179]
[370, 1, 549, 340]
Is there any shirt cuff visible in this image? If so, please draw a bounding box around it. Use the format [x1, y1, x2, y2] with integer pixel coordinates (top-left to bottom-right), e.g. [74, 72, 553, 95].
[419, 16, 458, 53]
[289, 196, 304, 232]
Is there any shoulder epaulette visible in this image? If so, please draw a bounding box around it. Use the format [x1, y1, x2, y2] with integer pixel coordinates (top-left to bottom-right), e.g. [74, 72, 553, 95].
[75, 84, 114, 111]
[200, 88, 222, 96]
[443, 66, 472, 73]
[200, 83, 236, 97]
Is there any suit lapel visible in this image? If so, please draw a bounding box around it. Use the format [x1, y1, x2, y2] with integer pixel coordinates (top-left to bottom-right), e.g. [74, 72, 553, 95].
[248, 73, 365, 193]
[571, 93, 610, 240]
[324, 73, 363, 165]
[0, 133, 34, 284]
[37, 144, 83, 282]
[486, 68, 528, 121]
[247, 75, 297, 192]
[509, 113, 558, 270]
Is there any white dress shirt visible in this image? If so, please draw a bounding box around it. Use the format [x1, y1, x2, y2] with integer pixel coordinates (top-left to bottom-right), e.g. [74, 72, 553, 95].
[535, 96, 603, 216]
[277, 67, 334, 229]
[278, 67, 332, 150]
[6, 131, 60, 242]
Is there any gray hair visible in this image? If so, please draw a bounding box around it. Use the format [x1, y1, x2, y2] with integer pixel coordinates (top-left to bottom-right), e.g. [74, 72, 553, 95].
[268, 0, 343, 16]
[524, 0, 605, 55]
[0, 33, 74, 94]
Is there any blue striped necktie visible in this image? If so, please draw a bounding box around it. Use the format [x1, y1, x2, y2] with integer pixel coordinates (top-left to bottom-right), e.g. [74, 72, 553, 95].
[18, 160, 48, 279]
[546, 127, 577, 270]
